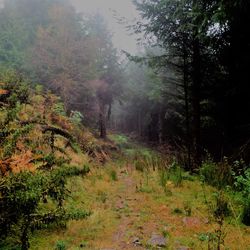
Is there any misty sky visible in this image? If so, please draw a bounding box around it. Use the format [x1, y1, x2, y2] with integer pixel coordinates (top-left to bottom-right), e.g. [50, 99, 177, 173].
[70, 0, 142, 54]
[0, 0, 143, 54]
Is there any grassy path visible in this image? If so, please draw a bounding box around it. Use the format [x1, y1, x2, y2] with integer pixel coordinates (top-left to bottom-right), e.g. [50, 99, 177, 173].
[30, 137, 250, 250]
[30, 164, 250, 249]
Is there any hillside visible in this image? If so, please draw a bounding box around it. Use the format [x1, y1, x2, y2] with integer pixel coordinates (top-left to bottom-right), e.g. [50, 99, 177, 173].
[0, 79, 249, 250]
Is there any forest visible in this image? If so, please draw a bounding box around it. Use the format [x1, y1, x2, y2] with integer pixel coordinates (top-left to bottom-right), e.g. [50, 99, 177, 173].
[0, 0, 250, 249]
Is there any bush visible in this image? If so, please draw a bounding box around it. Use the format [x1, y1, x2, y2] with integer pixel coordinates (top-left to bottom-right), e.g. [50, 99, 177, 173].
[200, 158, 233, 189]
[168, 159, 183, 187]
[55, 240, 67, 250]
[158, 159, 183, 195]
[212, 192, 231, 220]
[70, 111, 84, 126]
[109, 169, 118, 181]
[234, 168, 250, 225]
[0, 166, 90, 249]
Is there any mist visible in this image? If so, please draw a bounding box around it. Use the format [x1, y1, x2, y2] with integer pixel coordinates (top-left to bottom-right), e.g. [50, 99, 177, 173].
[70, 0, 141, 54]
[1, 0, 250, 249]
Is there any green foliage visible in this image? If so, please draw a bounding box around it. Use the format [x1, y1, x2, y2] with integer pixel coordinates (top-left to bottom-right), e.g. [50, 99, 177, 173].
[1, 101, 21, 126]
[70, 111, 84, 126]
[0, 71, 91, 248]
[53, 102, 67, 116]
[168, 160, 183, 187]
[0, 69, 30, 107]
[110, 134, 129, 149]
[234, 168, 250, 225]
[170, 167, 183, 187]
[109, 169, 118, 181]
[159, 169, 168, 189]
[158, 159, 184, 193]
[200, 158, 233, 189]
[0, 0, 124, 135]
[55, 240, 67, 250]
[212, 192, 231, 220]
[2, 125, 33, 158]
[133, 148, 160, 173]
[198, 233, 209, 242]
[34, 84, 43, 94]
[0, 165, 90, 249]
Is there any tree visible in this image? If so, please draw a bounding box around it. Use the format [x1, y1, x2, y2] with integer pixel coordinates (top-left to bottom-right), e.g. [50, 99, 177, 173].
[84, 13, 124, 138]
[0, 0, 57, 71]
[128, 0, 250, 165]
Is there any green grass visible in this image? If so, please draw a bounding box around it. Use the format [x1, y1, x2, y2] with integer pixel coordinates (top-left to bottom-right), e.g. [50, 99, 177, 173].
[27, 135, 250, 250]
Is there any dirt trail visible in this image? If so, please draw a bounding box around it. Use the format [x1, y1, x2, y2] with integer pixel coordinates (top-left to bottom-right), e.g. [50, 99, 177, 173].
[31, 155, 250, 249]
[111, 166, 146, 250]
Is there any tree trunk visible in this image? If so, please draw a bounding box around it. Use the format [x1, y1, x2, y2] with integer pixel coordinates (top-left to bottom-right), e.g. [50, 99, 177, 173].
[183, 45, 191, 169]
[192, 0, 202, 167]
[138, 110, 142, 137]
[158, 107, 163, 144]
[99, 103, 107, 139]
[192, 40, 201, 167]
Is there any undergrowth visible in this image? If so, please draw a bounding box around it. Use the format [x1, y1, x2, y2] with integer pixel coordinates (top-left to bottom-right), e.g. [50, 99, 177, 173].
[0, 71, 93, 249]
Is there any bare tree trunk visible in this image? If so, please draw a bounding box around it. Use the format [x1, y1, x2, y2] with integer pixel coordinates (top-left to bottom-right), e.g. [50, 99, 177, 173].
[138, 110, 142, 137]
[99, 103, 107, 139]
[158, 107, 163, 144]
[192, 11, 202, 167]
[183, 45, 191, 169]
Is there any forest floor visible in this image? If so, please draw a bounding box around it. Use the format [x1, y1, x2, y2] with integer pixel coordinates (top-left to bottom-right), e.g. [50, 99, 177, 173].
[30, 135, 250, 250]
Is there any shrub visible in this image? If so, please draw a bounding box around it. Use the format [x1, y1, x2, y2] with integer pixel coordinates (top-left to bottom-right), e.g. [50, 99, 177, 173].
[70, 111, 84, 126]
[0, 166, 90, 249]
[159, 169, 168, 188]
[234, 168, 250, 225]
[168, 160, 183, 187]
[200, 158, 233, 189]
[109, 169, 118, 181]
[212, 192, 231, 220]
[55, 240, 66, 250]
[158, 159, 183, 192]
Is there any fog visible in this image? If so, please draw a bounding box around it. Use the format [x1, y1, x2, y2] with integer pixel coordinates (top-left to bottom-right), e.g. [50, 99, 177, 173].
[0, 0, 142, 54]
[1, 1, 250, 248]
[70, 0, 141, 54]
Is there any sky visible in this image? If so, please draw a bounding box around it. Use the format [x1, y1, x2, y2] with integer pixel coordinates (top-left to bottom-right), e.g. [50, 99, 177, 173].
[70, 0, 142, 54]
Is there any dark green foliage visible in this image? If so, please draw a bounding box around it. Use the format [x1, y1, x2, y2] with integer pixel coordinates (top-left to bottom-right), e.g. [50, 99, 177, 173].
[234, 168, 250, 225]
[172, 208, 183, 215]
[241, 201, 250, 226]
[212, 192, 231, 220]
[109, 169, 118, 181]
[114, 0, 250, 168]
